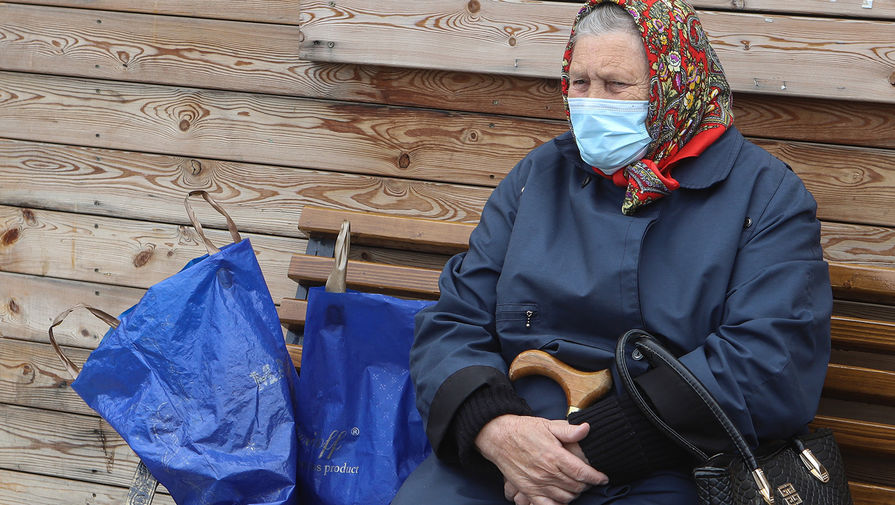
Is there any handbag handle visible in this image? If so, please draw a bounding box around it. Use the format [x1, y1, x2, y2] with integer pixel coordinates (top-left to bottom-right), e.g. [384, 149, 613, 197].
[183, 190, 242, 255]
[325, 219, 350, 293]
[615, 329, 774, 505]
[47, 304, 120, 379]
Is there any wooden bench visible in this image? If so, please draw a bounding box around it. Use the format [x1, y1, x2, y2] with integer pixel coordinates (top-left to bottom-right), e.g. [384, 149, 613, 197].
[279, 206, 895, 505]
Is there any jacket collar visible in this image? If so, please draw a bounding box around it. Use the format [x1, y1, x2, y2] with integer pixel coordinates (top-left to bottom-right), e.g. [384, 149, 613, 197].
[554, 126, 744, 190]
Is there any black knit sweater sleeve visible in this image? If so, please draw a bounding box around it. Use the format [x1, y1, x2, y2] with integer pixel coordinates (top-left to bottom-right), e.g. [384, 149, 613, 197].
[446, 379, 533, 468]
[567, 390, 692, 484]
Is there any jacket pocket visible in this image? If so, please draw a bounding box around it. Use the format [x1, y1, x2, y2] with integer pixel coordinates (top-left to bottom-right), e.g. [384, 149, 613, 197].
[496, 303, 540, 333]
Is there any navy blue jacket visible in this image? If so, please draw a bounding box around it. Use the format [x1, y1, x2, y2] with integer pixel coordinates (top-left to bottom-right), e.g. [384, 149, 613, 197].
[411, 127, 832, 461]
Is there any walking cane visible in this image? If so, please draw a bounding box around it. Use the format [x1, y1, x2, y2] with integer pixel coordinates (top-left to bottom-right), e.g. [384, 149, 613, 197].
[508, 350, 613, 416]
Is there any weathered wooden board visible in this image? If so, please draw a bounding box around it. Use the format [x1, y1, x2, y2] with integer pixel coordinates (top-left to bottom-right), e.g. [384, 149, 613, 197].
[0, 337, 94, 416]
[0, 272, 145, 346]
[0, 468, 175, 505]
[0, 403, 142, 489]
[690, 0, 895, 20]
[0, 4, 305, 95]
[0, 139, 492, 237]
[6, 0, 300, 24]
[822, 222, 895, 268]
[753, 140, 895, 228]
[0, 205, 304, 301]
[299, 0, 895, 103]
[0, 71, 554, 187]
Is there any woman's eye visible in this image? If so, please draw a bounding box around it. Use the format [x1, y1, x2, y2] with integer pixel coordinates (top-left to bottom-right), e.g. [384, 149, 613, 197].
[573, 79, 587, 85]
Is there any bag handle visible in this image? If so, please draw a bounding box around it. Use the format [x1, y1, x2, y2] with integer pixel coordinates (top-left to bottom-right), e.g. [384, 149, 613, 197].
[615, 329, 774, 505]
[324, 220, 350, 293]
[183, 190, 242, 255]
[48, 304, 120, 379]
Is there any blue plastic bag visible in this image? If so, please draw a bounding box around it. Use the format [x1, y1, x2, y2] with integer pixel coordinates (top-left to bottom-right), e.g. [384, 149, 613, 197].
[64, 194, 300, 505]
[297, 286, 432, 505]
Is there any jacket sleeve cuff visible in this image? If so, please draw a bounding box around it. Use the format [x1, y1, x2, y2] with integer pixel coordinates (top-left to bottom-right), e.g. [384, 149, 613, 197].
[427, 366, 520, 461]
[451, 381, 533, 468]
[568, 393, 690, 484]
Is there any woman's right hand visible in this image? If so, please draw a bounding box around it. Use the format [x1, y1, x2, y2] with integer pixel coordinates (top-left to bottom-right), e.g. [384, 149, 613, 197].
[475, 415, 608, 505]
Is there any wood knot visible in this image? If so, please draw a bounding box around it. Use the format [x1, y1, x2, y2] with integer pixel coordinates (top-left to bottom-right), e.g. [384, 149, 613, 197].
[133, 248, 154, 268]
[1, 228, 20, 247]
[8, 299, 20, 314]
[467, 129, 480, 143]
[468, 0, 480, 13]
[179, 119, 191, 131]
[19, 208, 35, 225]
[397, 152, 411, 169]
[22, 364, 32, 376]
[81, 329, 91, 337]
[741, 40, 751, 51]
[508, 37, 517, 47]
[190, 159, 202, 175]
[889, 71, 895, 86]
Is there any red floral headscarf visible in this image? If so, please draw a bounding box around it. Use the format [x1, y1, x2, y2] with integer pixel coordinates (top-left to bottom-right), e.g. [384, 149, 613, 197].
[562, 0, 733, 215]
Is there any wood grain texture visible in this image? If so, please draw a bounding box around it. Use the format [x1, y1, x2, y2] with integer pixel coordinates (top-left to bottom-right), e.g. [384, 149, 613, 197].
[6, 0, 300, 24]
[0, 4, 305, 95]
[0, 403, 144, 489]
[299, 206, 473, 254]
[0, 468, 175, 505]
[821, 222, 895, 268]
[849, 481, 895, 505]
[834, 300, 895, 324]
[755, 141, 895, 228]
[0, 272, 145, 347]
[811, 415, 895, 456]
[288, 255, 442, 298]
[831, 316, 895, 353]
[824, 364, 895, 404]
[0, 337, 94, 417]
[0, 139, 492, 237]
[830, 263, 895, 305]
[690, 0, 895, 19]
[0, 205, 304, 302]
[0, 71, 557, 187]
[277, 298, 307, 327]
[300, 0, 895, 103]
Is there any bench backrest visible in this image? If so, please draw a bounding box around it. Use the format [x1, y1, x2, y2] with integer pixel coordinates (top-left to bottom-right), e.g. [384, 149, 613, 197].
[283, 206, 895, 504]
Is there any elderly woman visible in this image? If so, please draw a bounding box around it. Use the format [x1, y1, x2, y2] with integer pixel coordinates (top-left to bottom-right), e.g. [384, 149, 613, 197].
[393, 0, 831, 504]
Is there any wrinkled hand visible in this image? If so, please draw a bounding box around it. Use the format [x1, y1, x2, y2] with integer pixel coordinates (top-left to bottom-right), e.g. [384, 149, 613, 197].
[475, 415, 608, 505]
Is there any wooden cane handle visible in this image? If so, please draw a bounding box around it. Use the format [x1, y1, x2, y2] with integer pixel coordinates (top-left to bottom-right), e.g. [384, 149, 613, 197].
[508, 350, 613, 414]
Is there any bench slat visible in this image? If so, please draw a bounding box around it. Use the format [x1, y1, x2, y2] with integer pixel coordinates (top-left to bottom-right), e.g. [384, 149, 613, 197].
[831, 316, 895, 352]
[811, 416, 895, 456]
[849, 481, 895, 505]
[830, 264, 895, 305]
[823, 364, 895, 405]
[287, 255, 442, 298]
[299, 206, 471, 254]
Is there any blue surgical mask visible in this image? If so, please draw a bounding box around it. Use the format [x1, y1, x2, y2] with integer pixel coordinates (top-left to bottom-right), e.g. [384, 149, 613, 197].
[568, 97, 652, 175]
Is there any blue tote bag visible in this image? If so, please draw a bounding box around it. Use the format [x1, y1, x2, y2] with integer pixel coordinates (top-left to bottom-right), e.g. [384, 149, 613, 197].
[296, 221, 432, 505]
[49, 191, 300, 505]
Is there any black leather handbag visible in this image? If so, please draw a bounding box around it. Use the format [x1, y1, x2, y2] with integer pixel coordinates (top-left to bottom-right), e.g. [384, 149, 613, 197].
[616, 329, 853, 505]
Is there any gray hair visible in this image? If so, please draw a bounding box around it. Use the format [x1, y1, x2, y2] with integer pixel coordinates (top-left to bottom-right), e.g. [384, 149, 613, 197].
[571, 3, 641, 44]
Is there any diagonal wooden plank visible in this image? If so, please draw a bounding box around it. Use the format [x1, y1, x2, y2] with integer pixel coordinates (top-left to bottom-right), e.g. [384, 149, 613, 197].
[299, 0, 895, 103]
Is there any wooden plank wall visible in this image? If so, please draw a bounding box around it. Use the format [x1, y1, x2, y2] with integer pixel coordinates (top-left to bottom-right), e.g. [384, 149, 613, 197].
[1, 0, 894, 501]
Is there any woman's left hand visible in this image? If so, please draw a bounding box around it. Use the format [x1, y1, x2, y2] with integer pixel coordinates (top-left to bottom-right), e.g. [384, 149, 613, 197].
[503, 441, 591, 504]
